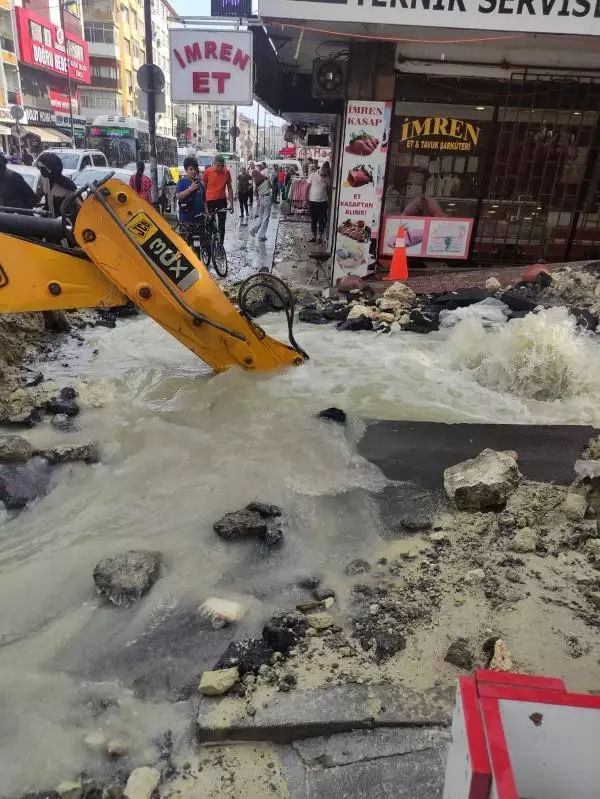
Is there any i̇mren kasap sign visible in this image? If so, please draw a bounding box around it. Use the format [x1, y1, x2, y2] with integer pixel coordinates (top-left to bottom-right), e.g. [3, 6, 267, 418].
[170, 29, 253, 105]
[258, 0, 600, 36]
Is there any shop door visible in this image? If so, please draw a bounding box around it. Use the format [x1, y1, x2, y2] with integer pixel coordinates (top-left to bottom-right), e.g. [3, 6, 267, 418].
[474, 73, 600, 265]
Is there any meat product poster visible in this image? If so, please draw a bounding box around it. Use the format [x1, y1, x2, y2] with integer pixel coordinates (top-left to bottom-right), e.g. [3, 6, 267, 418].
[333, 100, 391, 282]
[381, 215, 474, 259]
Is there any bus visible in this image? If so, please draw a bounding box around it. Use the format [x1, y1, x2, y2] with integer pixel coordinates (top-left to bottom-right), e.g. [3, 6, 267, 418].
[87, 116, 177, 169]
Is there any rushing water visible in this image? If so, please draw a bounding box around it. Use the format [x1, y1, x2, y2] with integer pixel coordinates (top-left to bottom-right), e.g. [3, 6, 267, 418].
[1, 307, 599, 794]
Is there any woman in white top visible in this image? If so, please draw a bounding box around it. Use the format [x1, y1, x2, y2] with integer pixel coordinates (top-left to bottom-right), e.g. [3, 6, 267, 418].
[307, 162, 330, 243]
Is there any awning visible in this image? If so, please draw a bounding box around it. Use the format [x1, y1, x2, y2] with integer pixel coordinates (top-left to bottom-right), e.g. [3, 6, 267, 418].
[0, 124, 11, 136]
[19, 125, 72, 144]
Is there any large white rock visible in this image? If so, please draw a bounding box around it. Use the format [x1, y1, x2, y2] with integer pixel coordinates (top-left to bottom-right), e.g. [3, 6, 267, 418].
[381, 282, 416, 308]
[347, 303, 374, 321]
[564, 492, 588, 522]
[124, 767, 161, 799]
[444, 449, 521, 511]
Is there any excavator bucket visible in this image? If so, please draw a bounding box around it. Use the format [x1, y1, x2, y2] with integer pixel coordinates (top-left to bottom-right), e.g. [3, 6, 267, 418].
[74, 180, 305, 373]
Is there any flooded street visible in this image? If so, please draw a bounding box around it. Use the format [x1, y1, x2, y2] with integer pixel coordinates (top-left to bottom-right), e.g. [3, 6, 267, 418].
[1, 302, 600, 794]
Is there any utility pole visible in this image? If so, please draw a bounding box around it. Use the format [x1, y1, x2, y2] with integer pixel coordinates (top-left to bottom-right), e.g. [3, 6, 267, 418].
[262, 113, 266, 159]
[58, 0, 75, 147]
[232, 105, 237, 155]
[143, 0, 159, 205]
[255, 104, 260, 160]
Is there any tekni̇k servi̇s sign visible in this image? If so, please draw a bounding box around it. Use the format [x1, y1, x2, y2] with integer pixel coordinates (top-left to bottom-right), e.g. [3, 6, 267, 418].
[257, 0, 600, 37]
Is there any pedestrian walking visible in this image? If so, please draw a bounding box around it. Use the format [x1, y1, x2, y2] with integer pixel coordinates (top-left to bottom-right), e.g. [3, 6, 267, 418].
[247, 161, 256, 217]
[237, 166, 251, 225]
[202, 154, 234, 244]
[249, 165, 272, 242]
[307, 163, 331, 244]
[270, 163, 280, 203]
[129, 161, 152, 203]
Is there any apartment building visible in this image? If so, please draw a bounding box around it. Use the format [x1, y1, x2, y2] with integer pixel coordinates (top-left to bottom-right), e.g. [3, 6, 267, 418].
[12, 0, 89, 147]
[80, 0, 174, 136]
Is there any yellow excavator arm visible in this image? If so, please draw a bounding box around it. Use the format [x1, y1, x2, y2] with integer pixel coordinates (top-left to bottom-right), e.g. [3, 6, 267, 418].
[0, 177, 305, 373]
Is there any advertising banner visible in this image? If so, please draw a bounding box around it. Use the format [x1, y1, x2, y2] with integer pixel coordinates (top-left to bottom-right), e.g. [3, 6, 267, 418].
[381, 215, 474, 259]
[333, 100, 391, 282]
[15, 7, 90, 84]
[170, 29, 253, 105]
[257, 0, 600, 37]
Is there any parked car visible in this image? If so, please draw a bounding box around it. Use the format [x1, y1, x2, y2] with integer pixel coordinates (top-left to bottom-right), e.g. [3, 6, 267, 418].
[35, 149, 108, 178]
[7, 164, 41, 195]
[123, 162, 176, 214]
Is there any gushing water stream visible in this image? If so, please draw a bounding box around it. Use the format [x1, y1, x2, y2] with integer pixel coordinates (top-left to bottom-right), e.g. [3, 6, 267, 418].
[0, 308, 599, 794]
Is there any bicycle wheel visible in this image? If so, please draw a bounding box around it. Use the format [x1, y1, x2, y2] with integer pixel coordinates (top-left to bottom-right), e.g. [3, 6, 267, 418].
[211, 231, 228, 277]
[199, 234, 211, 267]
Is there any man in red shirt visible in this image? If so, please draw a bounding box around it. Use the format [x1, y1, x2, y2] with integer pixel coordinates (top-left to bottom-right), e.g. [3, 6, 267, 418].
[202, 154, 234, 244]
[129, 161, 152, 204]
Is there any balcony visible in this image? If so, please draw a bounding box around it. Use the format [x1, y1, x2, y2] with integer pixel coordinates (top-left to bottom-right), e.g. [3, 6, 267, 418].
[88, 41, 119, 58]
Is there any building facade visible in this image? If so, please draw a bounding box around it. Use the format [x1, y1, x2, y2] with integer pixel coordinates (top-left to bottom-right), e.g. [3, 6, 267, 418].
[12, 0, 90, 148]
[256, 0, 600, 272]
[80, 0, 174, 136]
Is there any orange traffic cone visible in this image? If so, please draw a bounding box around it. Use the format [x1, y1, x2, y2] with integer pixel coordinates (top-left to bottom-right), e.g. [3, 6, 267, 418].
[386, 225, 408, 281]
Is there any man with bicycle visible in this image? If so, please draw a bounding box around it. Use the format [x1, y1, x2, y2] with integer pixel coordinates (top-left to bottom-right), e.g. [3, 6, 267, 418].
[175, 156, 206, 245]
[203, 154, 234, 244]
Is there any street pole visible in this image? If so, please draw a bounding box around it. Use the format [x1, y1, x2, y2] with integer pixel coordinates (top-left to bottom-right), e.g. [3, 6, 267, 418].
[58, 0, 75, 147]
[255, 104, 260, 160]
[262, 114, 266, 160]
[232, 105, 237, 155]
[143, 0, 159, 205]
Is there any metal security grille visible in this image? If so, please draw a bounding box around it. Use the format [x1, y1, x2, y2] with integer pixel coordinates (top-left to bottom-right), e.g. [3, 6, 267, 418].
[474, 73, 600, 265]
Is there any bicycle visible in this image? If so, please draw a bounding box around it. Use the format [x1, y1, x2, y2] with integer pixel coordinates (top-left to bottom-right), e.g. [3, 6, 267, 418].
[204, 208, 229, 278]
[175, 211, 228, 278]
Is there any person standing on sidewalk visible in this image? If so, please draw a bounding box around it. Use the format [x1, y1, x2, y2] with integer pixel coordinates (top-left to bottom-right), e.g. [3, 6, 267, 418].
[237, 166, 251, 225]
[249, 165, 273, 242]
[307, 163, 331, 244]
[202, 154, 233, 244]
[247, 161, 257, 217]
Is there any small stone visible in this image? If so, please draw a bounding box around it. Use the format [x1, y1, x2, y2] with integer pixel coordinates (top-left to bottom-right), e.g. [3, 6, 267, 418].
[45, 398, 80, 417]
[564, 492, 588, 522]
[429, 531, 450, 543]
[369, 603, 380, 614]
[0, 458, 52, 509]
[485, 276, 501, 292]
[509, 527, 538, 553]
[262, 624, 297, 653]
[36, 443, 100, 465]
[214, 638, 274, 675]
[104, 787, 124, 799]
[465, 568, 486, 584]
[588, 592, 600, 610]
[307, 612, 334, 631]
[263, 526, 283, 546]
[57, 782, 82, 799]
[345, 559, 370, 575]
[60, 386, 78, 400]
[51, 414, 73, 431]
[107, 739, 129, 758]
[83, 730, 107, 752]
[297, 599, 325, 613]
[298, 575, 321, 590]
[246, 501, 282, 518]
[373, 630, 406, 661]
[306, 628, 318, 637]
[213, 509, 267, 540]
[313, 586, 335, 601]
[93, 550, 161, 607]
[488, 639, 513, 671]
[199, 667, 239, 696]
[318, 407, 347, 424]
[445, 638, 474, 670]
[123, 767, 160, 799]
[583, 539, 600, 561]
[324, 597, 335, 609]
[505, 568, 523, 584]
[0, 435, 32, 462]
[400, 549, 418, 561]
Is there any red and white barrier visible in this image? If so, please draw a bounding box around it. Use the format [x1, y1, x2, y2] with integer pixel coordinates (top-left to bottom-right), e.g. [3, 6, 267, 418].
[443, 670, 600, 799]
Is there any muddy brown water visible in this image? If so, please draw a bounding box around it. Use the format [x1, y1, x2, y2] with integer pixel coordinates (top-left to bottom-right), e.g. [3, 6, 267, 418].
[0, 307, 599, 794]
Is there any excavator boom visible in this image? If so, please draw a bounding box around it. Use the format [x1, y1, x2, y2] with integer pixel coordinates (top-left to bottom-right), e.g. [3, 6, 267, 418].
[0, 178, 305, 373]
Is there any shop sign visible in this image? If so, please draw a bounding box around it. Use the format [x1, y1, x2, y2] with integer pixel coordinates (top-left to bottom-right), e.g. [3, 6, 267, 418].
[24, 105, 56, 125]
[258, 0, 600, 36]
[399, 117, 482, 153]
[333, 100, 392, 282]
[0, 106, 12, 122]
[169, 29, 253, 105]
[297, 146, 331, 161]
[49, 89, 78, 114]
[381, 215, 474, 259]
[15, 7, 91, 85]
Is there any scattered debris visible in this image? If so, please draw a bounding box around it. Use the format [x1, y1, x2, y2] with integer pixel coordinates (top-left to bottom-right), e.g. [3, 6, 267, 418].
[488, 639, 513, 671]
[214, 639, 275, 676]
[123, 768, 160, 799]
[200, 597, 246, 628]
[509, 527, 539, 553]
[444, 638, 474, 670]
[35, 443, 101, 465]
[444, 449, 521, 511]
[93, 550, 161, 607]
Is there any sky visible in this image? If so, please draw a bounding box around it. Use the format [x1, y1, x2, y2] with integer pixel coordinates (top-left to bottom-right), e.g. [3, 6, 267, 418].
[169, 0, 285, 128]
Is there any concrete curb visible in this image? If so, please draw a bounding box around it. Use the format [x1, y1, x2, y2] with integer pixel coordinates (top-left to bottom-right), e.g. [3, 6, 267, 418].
[196, 682, 453, 744]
